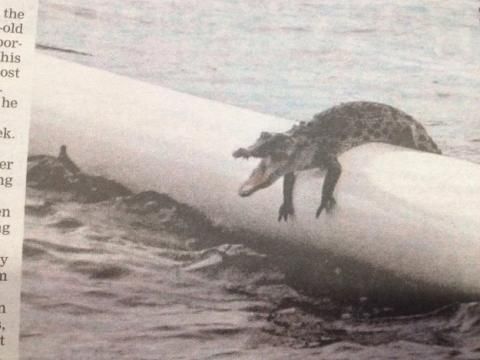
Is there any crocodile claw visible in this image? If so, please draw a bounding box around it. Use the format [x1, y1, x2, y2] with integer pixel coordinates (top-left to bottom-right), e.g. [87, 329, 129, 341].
[278, 202, 294, 222]
[316, 197, 336, 218]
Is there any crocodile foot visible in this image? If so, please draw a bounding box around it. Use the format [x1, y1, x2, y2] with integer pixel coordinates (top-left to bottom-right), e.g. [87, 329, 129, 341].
[278, 202, 294, 222]
[316, 197, 336, 218]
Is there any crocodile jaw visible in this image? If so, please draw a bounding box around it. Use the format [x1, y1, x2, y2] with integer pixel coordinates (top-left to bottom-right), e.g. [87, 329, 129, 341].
[238, 157, 281, 197]
[238, 172, 274, 197]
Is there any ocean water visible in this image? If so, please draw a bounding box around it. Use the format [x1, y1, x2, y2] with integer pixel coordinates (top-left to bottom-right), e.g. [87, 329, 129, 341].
[20, 1, 480, 359]
[36, 0, 480, 161]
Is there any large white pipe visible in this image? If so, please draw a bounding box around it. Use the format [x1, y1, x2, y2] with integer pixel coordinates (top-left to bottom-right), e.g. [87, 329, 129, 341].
[30, 54, 480, 295]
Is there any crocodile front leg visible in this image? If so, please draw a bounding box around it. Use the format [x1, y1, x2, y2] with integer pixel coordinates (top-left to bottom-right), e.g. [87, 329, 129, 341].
[316, 155, 342, 218]
[278, 172, 295, 222]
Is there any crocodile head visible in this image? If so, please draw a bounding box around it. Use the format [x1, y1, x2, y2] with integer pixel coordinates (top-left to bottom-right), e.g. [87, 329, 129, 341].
[233, 132, 297, 197]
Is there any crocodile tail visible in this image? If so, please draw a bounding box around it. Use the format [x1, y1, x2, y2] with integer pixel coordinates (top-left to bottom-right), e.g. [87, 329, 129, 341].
[415, 126, 442, 154]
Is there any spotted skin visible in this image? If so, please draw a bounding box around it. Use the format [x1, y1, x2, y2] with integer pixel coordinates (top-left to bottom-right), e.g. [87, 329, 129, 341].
[295, 102, 441, 157]
[234, 101, 441, 221]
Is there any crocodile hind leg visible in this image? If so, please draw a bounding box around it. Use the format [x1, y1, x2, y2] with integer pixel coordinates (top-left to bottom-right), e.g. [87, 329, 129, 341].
[278, 172, 295, 222]
[316, 155, 342, 218]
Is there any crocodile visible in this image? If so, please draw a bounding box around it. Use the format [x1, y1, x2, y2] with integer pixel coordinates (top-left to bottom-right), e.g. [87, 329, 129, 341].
[233, 101, 441, 221]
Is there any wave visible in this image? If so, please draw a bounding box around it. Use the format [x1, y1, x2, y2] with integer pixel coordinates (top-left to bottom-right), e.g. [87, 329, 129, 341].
[21, 145, 480, 358]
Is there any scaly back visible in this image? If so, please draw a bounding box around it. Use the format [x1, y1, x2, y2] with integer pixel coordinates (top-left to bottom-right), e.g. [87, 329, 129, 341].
[288, 101, 441, 155]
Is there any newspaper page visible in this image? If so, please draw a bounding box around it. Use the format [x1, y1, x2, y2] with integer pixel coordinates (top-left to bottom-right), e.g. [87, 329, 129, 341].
[0, 0, 37, 359]
[9, 1, 480, 359]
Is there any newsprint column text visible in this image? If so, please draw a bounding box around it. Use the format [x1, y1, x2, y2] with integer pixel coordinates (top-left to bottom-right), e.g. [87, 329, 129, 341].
[0, 0, 38, 358]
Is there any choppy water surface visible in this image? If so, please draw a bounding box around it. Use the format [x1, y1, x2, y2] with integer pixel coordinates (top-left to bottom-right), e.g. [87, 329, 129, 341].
[21, 1, 480, 359]
[20, 157, 480, 359]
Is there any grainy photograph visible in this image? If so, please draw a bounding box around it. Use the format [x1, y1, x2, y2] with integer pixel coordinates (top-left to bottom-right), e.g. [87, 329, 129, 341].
[21, 1, 480, 359]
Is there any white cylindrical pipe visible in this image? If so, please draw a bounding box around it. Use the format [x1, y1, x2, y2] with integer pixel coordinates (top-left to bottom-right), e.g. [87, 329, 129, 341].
[30, 54, 480, 295]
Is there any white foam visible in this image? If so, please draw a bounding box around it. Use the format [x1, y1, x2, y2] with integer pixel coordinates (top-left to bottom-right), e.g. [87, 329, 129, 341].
[31, 54, 480, 294]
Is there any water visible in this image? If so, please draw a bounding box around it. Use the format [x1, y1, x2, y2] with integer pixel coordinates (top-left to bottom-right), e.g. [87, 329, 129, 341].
[20, 155, 480, 359]
[36, 0, 480, 161]
[21, 1, 480, 359]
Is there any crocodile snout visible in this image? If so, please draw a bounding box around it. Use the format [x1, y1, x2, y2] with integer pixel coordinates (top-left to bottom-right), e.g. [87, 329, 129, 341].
[232, 148, 250, 159]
